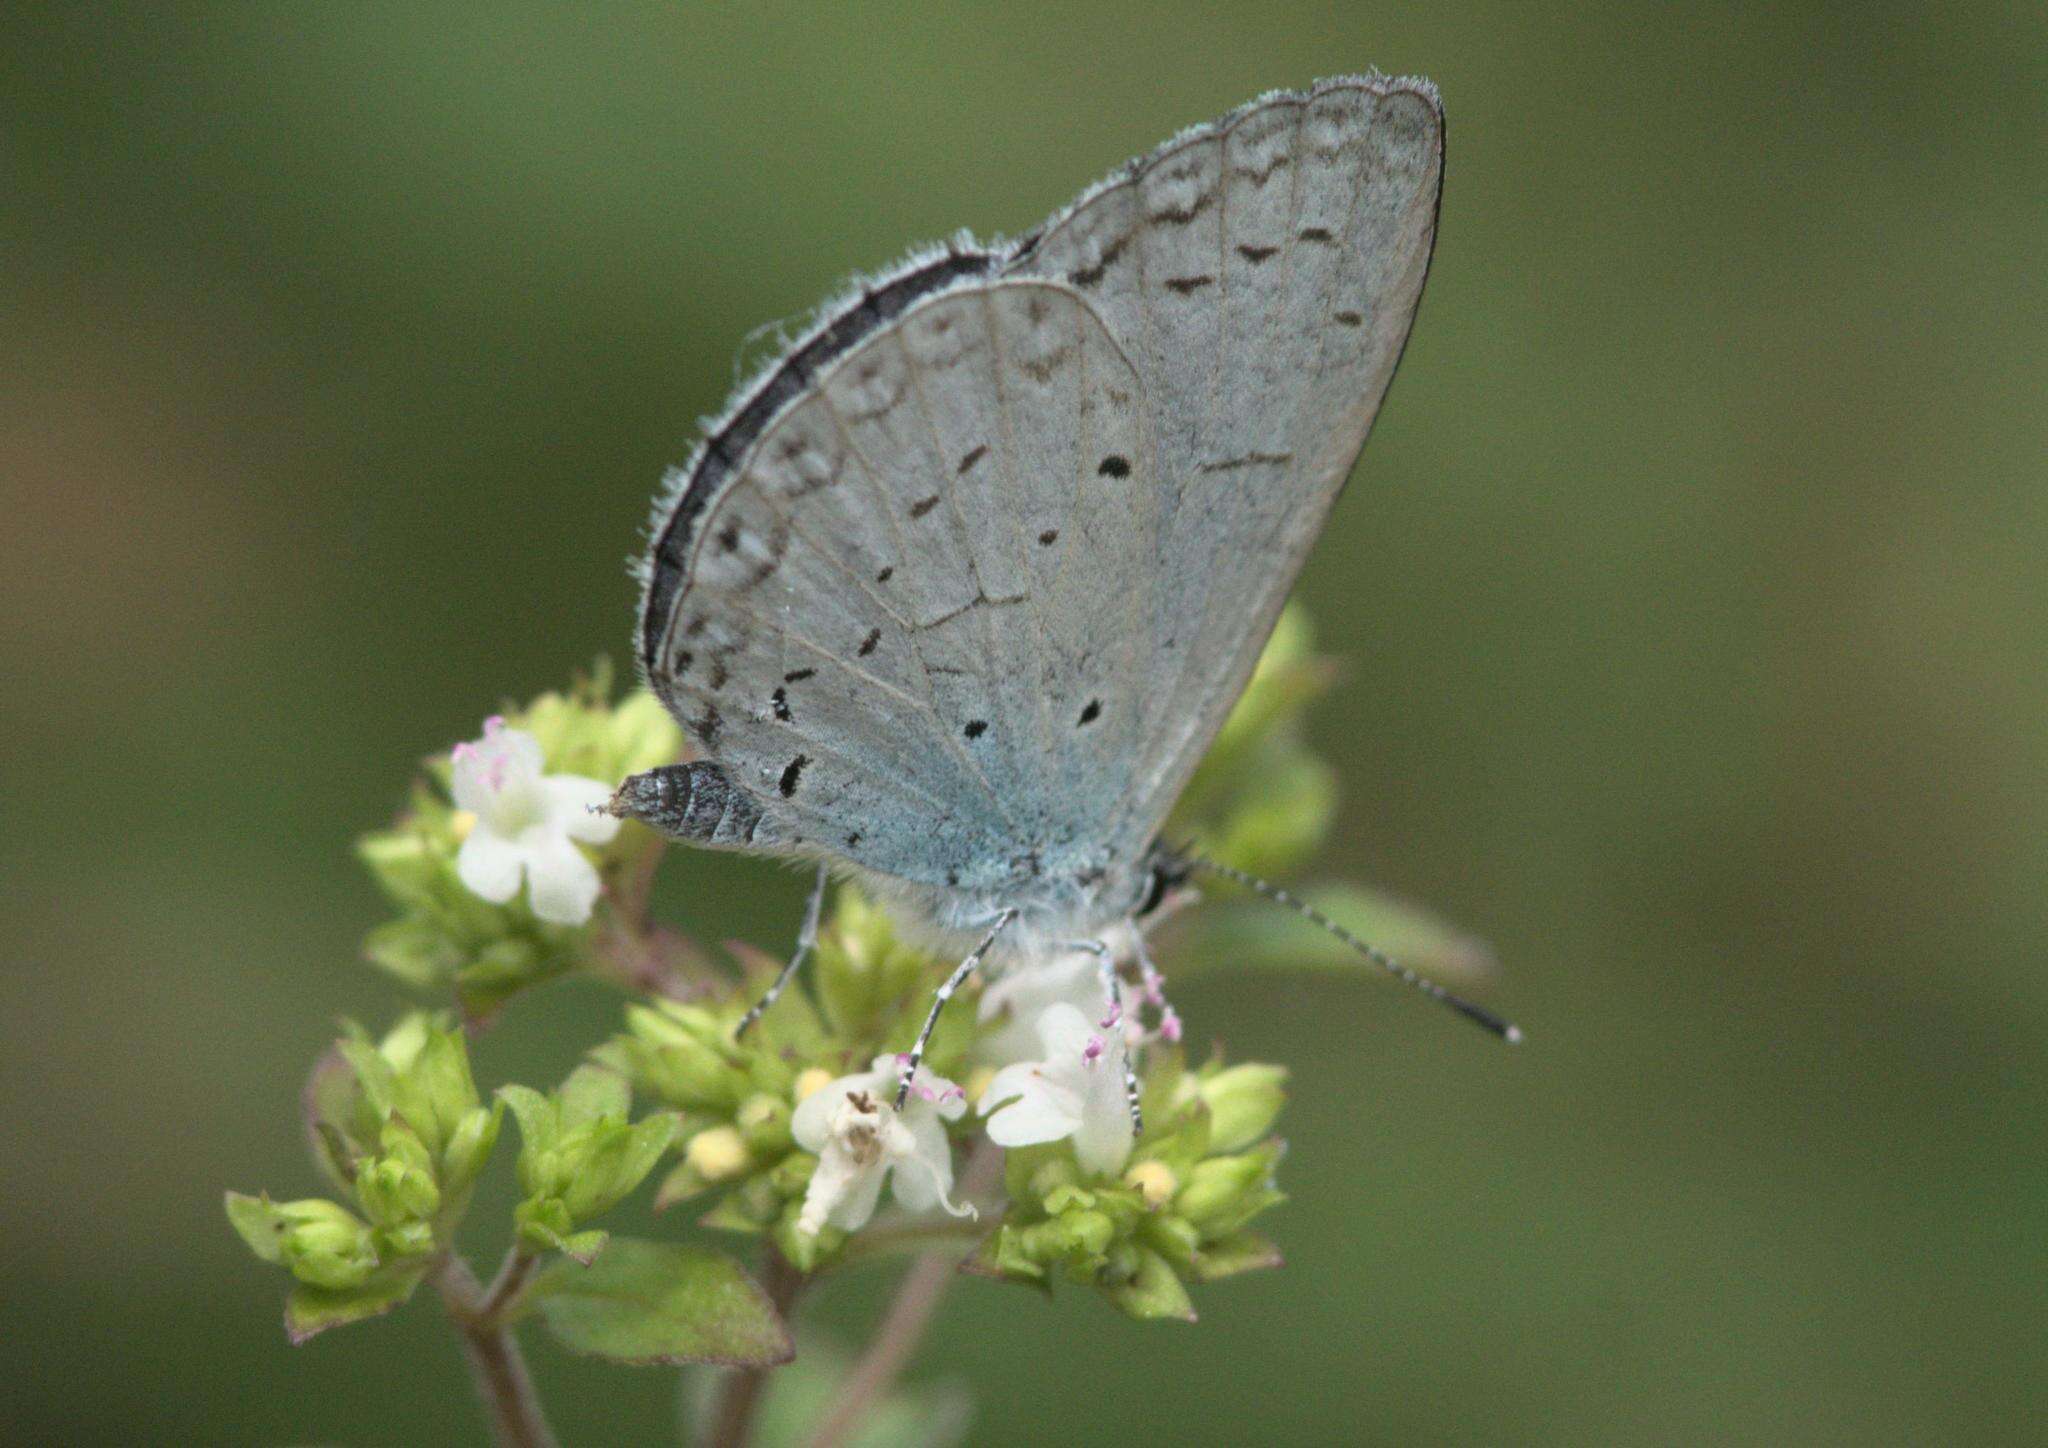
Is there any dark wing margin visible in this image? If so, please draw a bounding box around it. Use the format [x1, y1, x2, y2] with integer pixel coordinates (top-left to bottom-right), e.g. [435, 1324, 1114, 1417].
[638, 241, 999, 672]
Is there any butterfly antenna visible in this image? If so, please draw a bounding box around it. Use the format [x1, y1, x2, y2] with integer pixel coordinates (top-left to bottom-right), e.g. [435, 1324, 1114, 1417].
[1180, 852, 1523, 1045]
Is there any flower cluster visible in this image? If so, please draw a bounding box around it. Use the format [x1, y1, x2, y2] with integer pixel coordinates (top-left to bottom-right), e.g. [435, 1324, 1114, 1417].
[230, 603, 1471, 1405]
[227, 1014, 504, 1339]
[356, 665, 681, 1019]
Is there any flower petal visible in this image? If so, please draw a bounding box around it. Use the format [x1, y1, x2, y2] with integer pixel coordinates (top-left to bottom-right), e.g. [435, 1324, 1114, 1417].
[892, 1112, 972, 1217]
[791, 1070, 885, 1151]
[522, 835, 602, 925]
[455, 829, 525, 904]
[545, 775, 621, 844]
[827, 1158, 888, 1232]
[983, 1072, 1084, 1148]
[1074, 1046, 1136, 1176]
[1035, 1001, 1098, 1060]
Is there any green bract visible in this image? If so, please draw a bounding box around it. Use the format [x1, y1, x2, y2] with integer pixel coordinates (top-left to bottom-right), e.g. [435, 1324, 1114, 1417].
[968, 1048, 1289, 1322]
[226, 1013, 503, 1338]
[500, 1065, 677, 1262]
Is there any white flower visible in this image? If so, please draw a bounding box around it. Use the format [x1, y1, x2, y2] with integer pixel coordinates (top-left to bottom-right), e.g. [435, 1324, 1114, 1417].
[979, 1002, 1135, 1176]
[450, 717, 619, 925]
[978, 950, 1136, 1066]
[791, 1056, 971, 1236]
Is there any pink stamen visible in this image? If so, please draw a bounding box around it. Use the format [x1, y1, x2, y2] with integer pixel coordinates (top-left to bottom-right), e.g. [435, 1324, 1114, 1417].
[483, 715, 505, 735]
[1100, 999, 1123, 1031]
[1081, 1034, 1104, 1066]
[940, 1084, 966, 1103]
[451, 741, 476, 763]
[1159, 1007, 1183, 1044]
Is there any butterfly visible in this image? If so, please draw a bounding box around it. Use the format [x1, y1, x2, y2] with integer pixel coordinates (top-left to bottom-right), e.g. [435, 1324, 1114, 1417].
[611, 75, 1516, 1113]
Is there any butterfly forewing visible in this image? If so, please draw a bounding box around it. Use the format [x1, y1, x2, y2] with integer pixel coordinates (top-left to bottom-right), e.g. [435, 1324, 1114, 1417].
[644, 279, 1159, 890]
[639, 75, 1440, 902]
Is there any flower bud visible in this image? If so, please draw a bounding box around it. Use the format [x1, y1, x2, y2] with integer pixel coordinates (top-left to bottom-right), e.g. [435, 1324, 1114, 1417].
[685, 1125, 753, 1184]
[1174, 1149, 1274, 1230]
[440, 1103, 502, 1196]
[734, 1094, 792, 1157]
[257, 1200, 379, 1290]
[355, 1154, 440, 1228]
[1123, 1160, 1179, 1209]
[1197, 1063, 1287, 1154]
[1048, 1207, 1116, 1261]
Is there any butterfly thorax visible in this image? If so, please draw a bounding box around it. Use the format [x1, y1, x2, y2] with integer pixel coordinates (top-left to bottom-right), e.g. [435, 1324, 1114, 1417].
[854, 852, 1156, 960]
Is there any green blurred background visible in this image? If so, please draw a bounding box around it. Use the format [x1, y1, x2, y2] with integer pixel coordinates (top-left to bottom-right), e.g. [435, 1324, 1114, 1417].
[6, 4, 2045, 1443]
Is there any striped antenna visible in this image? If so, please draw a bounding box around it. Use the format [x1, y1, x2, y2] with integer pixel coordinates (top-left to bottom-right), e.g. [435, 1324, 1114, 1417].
[1181, 853, 1523, 1045]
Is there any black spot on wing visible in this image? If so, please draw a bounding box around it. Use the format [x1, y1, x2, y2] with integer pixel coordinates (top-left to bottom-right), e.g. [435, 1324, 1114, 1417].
[1163, 275, 1215, 295]
[963, 719, 987, 739]
[909, 494, 941, 519]
[1078, 699, 1101, 726]
[957, 444, 988, 474]
[770, 687, 792, 723]
[1037, 528, 1058, 546]
[778, 755, 808, 797]
[783, 667, 815, 683]
[876, 566, 894, 583]
[1236, 244, 1279, 264]
[1097, 455, 1132, 479]
[857, 628, 881, 657]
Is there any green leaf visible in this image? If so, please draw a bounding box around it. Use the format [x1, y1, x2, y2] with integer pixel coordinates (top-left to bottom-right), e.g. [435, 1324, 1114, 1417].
[283, 1261, 429, 1344]
[527, 1238, 794, 1367]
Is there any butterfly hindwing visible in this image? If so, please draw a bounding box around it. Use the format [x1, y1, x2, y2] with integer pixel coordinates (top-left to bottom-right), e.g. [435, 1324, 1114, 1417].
[1002, 75, 1443, 845]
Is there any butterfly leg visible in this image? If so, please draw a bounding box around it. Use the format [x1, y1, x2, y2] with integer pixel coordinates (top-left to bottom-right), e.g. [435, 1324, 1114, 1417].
[1062, 938, 1144, 1135]
[894, 908, 1018, 1111]
[734, 862, 828, 1038]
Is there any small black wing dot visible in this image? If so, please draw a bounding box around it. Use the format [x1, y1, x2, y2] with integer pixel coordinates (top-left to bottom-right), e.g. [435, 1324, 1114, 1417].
[783, 667, 815, 683]
[845, 831, 862, 847]
[963, 719, 988, 739]
[717, 524, 741, 552]
[1078, 699, 1102, 726]
[1097, 455, 1131, 479]
[778, 755, 808, 797]
[957, 444, 988, 474]
[876, 566, 894, 583]
[857, 628, 881, 657]
[770, 686, 792, 722]
[1037, 528, 1059, 546]
[909, 494, 941, 519]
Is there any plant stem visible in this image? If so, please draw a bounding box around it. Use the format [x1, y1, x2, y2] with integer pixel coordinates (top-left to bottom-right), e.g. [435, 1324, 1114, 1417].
[807, 1142, 1004, 1448]
[436, 1254, 559, 1448]
[707, 1246, 807, 1447]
